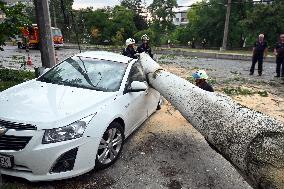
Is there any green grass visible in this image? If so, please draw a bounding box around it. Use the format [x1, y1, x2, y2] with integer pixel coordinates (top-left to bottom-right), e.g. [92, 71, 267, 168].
[258, 91, 269, 97]
[0, 69, 35, 91]
[223, 86, 268, 97]
[208, 78, 217, 85]
[230, 71, 242, 75]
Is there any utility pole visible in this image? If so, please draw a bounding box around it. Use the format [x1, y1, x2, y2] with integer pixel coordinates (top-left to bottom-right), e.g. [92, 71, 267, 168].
[221, 0, 231, 51]
[34, 0, 56, 68]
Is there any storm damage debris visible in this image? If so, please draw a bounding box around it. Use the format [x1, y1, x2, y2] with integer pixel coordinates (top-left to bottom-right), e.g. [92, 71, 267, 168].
[139, 52, 284, 189]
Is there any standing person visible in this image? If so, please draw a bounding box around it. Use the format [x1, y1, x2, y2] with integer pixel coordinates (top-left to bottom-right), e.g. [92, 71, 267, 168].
[167, 39, 171, 48]
[274, 34, 284, 78]
[249, 34, 268, 76]
[201, 38, 207, 49]
[192, 70, 214, 92]
[137, 34, 153, 58]
[122, 38, 138, 59]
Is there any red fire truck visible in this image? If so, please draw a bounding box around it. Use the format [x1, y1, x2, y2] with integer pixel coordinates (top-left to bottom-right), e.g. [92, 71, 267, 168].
[18, 24, 64, 49]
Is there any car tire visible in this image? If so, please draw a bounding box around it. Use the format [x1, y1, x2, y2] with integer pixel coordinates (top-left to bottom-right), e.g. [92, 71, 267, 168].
[95, 122, 125, 170]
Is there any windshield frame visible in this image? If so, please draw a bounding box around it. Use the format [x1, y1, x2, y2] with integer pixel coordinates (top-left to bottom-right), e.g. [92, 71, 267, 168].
[37, 56, 129, 92]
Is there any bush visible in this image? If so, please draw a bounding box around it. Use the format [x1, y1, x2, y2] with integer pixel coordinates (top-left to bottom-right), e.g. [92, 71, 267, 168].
[0, 69, 34, 91]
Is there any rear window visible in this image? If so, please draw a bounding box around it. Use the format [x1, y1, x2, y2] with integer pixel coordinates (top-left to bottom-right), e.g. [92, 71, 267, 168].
[52, 29, 62, 36]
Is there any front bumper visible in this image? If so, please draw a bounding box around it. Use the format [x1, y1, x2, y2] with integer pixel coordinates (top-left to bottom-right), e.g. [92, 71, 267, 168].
[0, 129, 99, 181]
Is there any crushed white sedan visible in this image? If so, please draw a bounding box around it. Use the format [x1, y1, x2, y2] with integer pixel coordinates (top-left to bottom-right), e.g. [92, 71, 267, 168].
[0, 51, 161, 181]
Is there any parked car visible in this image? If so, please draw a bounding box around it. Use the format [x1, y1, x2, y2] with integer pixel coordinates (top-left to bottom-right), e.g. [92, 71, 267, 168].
[0, 51, 161, 181]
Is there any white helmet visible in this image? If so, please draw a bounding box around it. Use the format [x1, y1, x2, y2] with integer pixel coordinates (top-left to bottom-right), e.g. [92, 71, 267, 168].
[141, 34, 150, 41]
[126, 38, 135, 46]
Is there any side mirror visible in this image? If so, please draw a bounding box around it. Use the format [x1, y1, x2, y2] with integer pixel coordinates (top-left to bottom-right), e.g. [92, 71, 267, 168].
[127, 81, 148, 92]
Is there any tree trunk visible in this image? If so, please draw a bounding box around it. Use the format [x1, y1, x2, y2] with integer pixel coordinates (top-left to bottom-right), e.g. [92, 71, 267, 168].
[221, 0, 231, 51]
[140, 53, 284, 189]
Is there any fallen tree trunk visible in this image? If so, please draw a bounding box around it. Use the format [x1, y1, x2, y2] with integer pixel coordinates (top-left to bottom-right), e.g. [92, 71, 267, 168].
[140, 53, 284, 189]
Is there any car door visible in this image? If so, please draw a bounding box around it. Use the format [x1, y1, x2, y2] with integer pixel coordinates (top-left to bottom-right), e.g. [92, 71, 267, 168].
[144, 87, 161, 116]
[123, 61, 148, 133]
[133, 60, 161, 116]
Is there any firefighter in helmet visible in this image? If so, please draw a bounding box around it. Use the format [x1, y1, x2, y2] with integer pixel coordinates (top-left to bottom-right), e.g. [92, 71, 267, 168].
[137, 34, 153, 58]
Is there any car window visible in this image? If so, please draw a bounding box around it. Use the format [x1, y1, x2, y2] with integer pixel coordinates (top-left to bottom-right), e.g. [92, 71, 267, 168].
[128, 61, 146, 83]
[38, 57, 127, 92]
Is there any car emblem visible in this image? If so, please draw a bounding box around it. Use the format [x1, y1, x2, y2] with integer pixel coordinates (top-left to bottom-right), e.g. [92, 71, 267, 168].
[0, 126, 7, 136]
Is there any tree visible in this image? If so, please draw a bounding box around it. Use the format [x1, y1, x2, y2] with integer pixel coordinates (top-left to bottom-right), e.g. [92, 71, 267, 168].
[242, 0, 284, 46]
[77, 8, 112, 44]
[111, 28, 125, 46]
[49, 0, 74, 42]
[187, 0, 254, 48]
[120, 0, 143, 12]
[111, 6, 137, 41]
[148, 0, 177, 33]
[72, 6, 137, 45]
[187, 0, 225, 47]
[120, 0, 148, 31]
[0, 2, 30, 50]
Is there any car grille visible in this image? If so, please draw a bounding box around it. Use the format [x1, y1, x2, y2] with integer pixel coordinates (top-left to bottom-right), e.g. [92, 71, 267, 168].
[0, 119, 37, 130]
[0, 135, 32, 151]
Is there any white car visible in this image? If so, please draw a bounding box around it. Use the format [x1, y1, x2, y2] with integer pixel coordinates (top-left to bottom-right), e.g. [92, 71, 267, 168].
[0, 51, 161, 181]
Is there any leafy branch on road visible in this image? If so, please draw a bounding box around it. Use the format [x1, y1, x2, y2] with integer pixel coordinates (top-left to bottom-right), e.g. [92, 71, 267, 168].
[223, 86, 268, 97]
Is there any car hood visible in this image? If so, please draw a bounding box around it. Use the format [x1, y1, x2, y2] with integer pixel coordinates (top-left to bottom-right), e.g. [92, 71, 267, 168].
[0, 80, 117, 129]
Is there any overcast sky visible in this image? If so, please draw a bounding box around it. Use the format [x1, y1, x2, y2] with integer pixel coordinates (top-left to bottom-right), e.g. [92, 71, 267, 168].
[73, 0, 200, 10]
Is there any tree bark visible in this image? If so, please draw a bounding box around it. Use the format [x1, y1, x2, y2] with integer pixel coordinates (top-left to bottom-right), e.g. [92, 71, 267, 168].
[140, 52, 284, 189]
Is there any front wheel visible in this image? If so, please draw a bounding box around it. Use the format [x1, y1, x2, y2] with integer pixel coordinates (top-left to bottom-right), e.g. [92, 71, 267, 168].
[95, 122, 125, 170]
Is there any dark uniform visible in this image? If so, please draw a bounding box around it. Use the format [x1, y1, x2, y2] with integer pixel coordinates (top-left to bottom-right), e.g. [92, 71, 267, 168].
[275, 42, 284, 77]
[122, 47, 138, 59]
[198, 82, 214, 92]
[137, 43, 153, 58]
[250, 41, 268, 75]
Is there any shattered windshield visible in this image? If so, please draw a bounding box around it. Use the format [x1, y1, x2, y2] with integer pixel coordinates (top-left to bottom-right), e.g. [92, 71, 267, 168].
[38, 57, 127, 92]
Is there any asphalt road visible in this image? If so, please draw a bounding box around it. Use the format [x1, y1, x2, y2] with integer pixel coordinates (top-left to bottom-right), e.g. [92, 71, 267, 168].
[0, 45, 261, 189]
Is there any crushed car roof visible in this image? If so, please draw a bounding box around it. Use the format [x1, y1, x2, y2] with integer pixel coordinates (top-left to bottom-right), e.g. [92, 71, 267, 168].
[76, 51, 133, 64]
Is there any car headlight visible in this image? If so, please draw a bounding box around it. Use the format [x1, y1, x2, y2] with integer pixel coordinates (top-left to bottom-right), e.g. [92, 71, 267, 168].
[42, 115, 95, 144]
